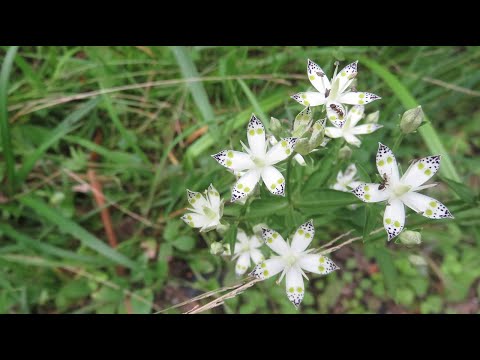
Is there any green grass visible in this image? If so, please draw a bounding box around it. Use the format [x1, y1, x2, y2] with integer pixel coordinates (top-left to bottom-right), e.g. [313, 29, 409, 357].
[0, 46, 479, 314]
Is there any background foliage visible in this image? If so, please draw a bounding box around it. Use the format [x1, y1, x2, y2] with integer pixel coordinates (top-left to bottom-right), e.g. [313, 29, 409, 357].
[0, 46, 479, 314]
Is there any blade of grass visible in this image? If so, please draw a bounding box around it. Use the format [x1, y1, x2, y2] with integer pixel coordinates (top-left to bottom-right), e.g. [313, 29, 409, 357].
[18, 195, 138, 270]
[237, 79, 268, 121]
[0, 46, 19, 195]
[16, 98, 99, 184]
[358, 56, 461, 182]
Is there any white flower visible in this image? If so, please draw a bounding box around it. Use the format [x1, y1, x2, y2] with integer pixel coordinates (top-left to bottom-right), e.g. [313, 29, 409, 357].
[212, 114, 298, 202]
[268, 135, 305, 166]
[291, 59, 381, 128]
[181, 184, 224, 232]
[231, 229, 264, 276]
[332, 163, 362, 192]
[325, 105, 383, 147]
[352, 143, 454, 241]
[250, 220, 339, 308]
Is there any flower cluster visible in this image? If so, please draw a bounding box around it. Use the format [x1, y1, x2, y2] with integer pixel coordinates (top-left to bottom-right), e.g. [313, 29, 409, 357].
[181, 58, 454, 309]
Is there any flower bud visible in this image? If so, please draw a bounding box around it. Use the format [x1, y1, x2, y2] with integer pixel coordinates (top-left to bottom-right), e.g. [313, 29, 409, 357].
[365, 110, 380, 124]
[338, 145, 352, 160]
[408, 254, 427, 267]
[270, 117, 282, 137]
[400, 106, 424, 134]
[292, 107, 312, 137]
[252, 223, 268, 236]
[293, 138, 311, 155]
[398, 230, 422, 245]
[308, 119, 325, 149]
[210, 242, 224, 255]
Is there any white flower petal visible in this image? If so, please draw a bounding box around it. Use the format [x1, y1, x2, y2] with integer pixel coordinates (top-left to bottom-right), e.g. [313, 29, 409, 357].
[236, 228, 249, 245]
[250, 257, 285, 280]
[333, 61, 358, 94]
[376, 143, 400, 183]
[211, 150, 254, 172]
[400, 155, 441, 189]
[349, 180, 362, 189]
[249, 234, 263, 248]
[261, 227, 289, 256]
[286, 266, 305, 308]
[265, 137, 298, 165]
[250, 248, 265, 264]
[235, 252, 251, 275]
[325, 126, 343, 138]
[351, 124, 383, 135]
[186, 190, 209, 212]
[307, 59, 331, 95]
[338, 91, 381, 105]
[352, 183, 390, 203]
[343, 164, 357, 183]
[383, 199, 405, 241]
[327, 101, 347, 128]
[298, 254, 339, 275]
[401, 192, 454, 219]
[291, 220, 315, 253]
[231, 169, 261, 203]
[200, 218, 221, 233]
[247, 114, 266, 157]
[291, 92, 326, 107]
[261, 166, 286, 196]
[206, 184, 221, 211]
[181, 212, 209, 229]
[344, 133, 362, 147]
[294, 153, 306, 166]
[345, 105, 365, 128]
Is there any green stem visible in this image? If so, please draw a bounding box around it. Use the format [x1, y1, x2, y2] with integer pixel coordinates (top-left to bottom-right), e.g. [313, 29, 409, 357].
[392, 132, 404, 153]
[286, 155, 294, 205]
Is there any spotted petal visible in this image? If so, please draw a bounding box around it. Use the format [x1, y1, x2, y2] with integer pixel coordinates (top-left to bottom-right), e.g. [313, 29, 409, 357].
[235, 252, 251, 275]
[326, 101, 346, 128]
[291, 92, 326, 107]
[291, 220, 315, 253]
[247, 114, 266, 157]
[345, 105, 365, 128]
[383, 199, 405, 241]
[298, 254, 339, 275]
[325, 126, 343, 138]
[401, 192, 454, 219]
[211, 150, 254, 172]
[286, 266, 304, 308]
[261, 228, 289, 256]
[186, 190, 209, 212]
[265, 137, 297, 165]
[376, 143, 400, 183]
[352, 183, 390, 203]
[250, 257, 285, 280]
[338, 91, 381, 105]
[344, 133, 362, 147]
[181, 212, 209, 229]
[249, 234, 263, 248]
[206, 184, 221, 211]
[351, 124, 383, 135]
[333, 61, 358, 94]
[342, 164, 358, 183]
[401, 155, 441, 189]
[250, 248, 265, 264]
[307, 59, 331, 95]
[261, 166, 285, 196]
[231, 169, 261, 203]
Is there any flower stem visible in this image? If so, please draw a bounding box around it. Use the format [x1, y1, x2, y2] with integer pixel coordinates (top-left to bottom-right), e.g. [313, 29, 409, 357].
[286, 155, 294, 204]
[392, 133, 404, 152]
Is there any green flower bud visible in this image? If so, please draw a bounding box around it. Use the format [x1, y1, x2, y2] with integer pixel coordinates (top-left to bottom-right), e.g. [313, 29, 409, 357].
[215, 221, 229, 235]
[292, 107, 313, 137]
[408, 254, 427, 267]
[294, 138, 311, 156]
[338, 145, 352, 160]
[252, 223, 268, 236]
[400, 106, 424, 134]
[50, 191, 65, 205]
[308, 119, 325, 149]
[398, 230, 422, 245]
[269, 117, 283, 137]
[365, 110, 380, 124]
[210, 242, 224, 255]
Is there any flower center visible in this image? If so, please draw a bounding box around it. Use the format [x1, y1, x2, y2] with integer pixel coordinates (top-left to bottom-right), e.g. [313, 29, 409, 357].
[285, 254, 297, 267]
[202, 206, 217, 220]
[391, 183, 411, 198]
[241, 243, 250, 252]
[251, 155, 266, 168]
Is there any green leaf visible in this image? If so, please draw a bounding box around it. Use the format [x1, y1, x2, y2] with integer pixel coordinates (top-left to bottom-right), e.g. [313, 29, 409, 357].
[224, 223, 238, 255]
[363, 204, 382, 242]
[245, 197, 289, 219]
[0, 46, 18, 194]
[355, 162, 372, 183]
[130, 289, 153, 314]
[440, 177, 477, 204]
[18, 195, 138, 269]
[16, 99, 99, 184]
[172, 235, 195, 252]
[296, 190, 359, 211]
[237, 79, 268, 122]
[373, 247, 398, 298]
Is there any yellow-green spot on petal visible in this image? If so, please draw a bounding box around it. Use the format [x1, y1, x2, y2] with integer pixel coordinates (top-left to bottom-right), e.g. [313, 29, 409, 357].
[261, 263, 266, 268]
[270, 184, 276, 190]
[301, 93, 307, 99]
[272, 233, 278, 239]
[365, 194, 371, 200]
[249, 129, 255, 136]
[319, 257, 325, 263]
[190, 198, 196, 204]
[425, 169, 432, 176]
[238, 184, 243, 189]
[358, 100, 364, 105]
[298, 229, 304, 235]
[281, 140, 287, 147]
[227, 151, 234, 158]
[418, 163, 425, 170]
[378, 160, 385, 166]
[286, 149, 291, 155]
[305, 233, 311, 238]
[341, 71, 346, 77]
[277, 178, 284, 184]
[309, 75, 315, 80]
[289, 287, 295, 293]
[364, 185, 370, 191]
[304, 101, 310, 106]
[394, 221, 400, 227]
[429, 201, 437, 208]
[385, 218, 392, 225]
[264, 270, 269, 277]
[256, 128, 263, 135]
[387, 157, 393, 164]
[318, 265, 325, 272]
[426, 209, 433, 216]
[187, 215, 192, 220]
[267, 239, 272, 243]
[359, 93, 365, 99]
[329, 116, 336, 120]
[195, 193, 201, 199]
[226, 160, 232, 166]
[297, 287, 303, 293]
[244, 187, 250, 193]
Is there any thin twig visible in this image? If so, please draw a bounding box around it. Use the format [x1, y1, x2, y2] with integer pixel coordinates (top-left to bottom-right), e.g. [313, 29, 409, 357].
[320, 230, 354, 249]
